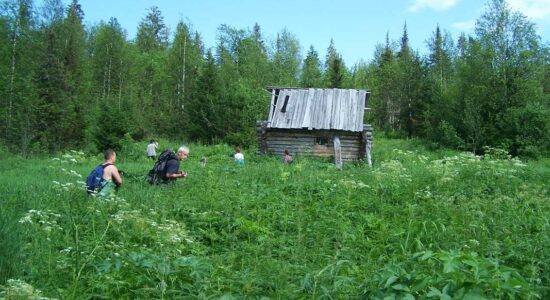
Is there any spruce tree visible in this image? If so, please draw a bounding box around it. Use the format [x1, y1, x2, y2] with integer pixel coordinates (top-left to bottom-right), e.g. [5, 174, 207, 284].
[300, 45, 322, 87]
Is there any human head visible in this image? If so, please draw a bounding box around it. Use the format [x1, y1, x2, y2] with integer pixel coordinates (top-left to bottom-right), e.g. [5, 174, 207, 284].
[235, 146, 241, 153]
[150, 139, 154, 144]
[104, 149, 116, 162]
[284, 149, 289, 155]
[176, 145, 189, 160]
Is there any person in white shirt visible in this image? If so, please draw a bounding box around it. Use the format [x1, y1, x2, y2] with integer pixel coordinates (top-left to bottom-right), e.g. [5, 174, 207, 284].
[234, 147, 244, 165]
[146, 140, 159, 160]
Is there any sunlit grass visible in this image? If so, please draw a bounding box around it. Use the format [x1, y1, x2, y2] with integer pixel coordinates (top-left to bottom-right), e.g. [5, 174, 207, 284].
[0, 138, 548, 298]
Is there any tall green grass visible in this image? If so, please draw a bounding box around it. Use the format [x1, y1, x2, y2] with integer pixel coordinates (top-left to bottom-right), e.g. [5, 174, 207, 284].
[0, 138, 548, 299]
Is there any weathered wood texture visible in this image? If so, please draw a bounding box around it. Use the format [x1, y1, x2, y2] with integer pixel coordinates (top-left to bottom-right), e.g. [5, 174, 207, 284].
[267, 88, 370, 132]
[333, 135, 343, 169]
[257, 127, 367, 161]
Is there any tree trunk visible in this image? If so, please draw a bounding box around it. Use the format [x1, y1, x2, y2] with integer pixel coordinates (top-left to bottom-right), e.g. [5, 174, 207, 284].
[180, 34, 187, 110]
[7, 16, 19, 140]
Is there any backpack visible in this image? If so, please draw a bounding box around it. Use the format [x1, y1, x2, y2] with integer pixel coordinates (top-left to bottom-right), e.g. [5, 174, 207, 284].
[85, 163, 111, 194]
[146, 149, 176, 185]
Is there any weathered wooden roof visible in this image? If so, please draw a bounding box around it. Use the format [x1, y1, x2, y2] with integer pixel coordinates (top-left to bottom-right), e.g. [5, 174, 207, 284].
[266, 88, 370, 132]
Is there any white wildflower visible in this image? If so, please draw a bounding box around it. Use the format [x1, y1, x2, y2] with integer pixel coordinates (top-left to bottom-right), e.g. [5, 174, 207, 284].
[60, 247, 73, 254]
[19, 215, 33, 224]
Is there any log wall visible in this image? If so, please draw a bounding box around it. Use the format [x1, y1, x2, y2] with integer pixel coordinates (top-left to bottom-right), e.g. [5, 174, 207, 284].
[256, 123, 368, 161]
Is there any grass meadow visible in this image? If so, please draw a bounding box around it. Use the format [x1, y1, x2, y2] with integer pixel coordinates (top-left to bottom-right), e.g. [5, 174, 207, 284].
[0, 138, 549, 299]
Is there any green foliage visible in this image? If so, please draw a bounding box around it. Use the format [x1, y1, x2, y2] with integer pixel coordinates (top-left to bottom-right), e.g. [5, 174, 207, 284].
[368, 250, 538, 299]
[272, 29, 301, 86]
[434, 120, 464, 149]
[0, 0, 549, 158]
[94, 102, 131, 151]
[1, 138, 549, 298]
[0, 209, 24, 284]
[300, 45, 323, 87]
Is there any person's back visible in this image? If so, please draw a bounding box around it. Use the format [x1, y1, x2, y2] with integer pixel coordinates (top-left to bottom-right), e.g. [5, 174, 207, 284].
[146, 140, 158, 159]
[283, 149, 293, 164]
[99, 149, 122, 197]
[234, 147, 244, 165]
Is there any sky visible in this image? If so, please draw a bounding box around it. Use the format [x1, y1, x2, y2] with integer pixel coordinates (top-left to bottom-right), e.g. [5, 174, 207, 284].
[44, 0, 550, 64]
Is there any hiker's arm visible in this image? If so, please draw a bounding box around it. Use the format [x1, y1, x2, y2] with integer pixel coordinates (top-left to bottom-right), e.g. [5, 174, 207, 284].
[112, 168, 123, 187]
[166, 171, 186, 179]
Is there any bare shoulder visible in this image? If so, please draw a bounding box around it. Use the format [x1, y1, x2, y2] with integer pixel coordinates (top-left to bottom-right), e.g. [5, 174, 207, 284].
[104, 164, 118, 174]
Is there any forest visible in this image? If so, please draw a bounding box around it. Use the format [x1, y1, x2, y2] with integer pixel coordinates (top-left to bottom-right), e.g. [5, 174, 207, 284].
[0, 0, 548, 157]
[1, 0, 550, 298]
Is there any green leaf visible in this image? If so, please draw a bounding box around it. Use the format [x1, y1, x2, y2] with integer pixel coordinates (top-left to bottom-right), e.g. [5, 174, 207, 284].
[421, 250, 434, 260]
[443, 258, 460, 273]
[463, 291, 487, 300]
[427, 287, 441, 297]
[411, 276, 431, 292]
[392, 284, 410, 292]
[400, 293, 415, 300]
[385, 275, 399, 288]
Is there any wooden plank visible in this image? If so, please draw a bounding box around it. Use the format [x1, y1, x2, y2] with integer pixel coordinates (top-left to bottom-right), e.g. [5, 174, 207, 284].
[331, 89, 340, 129]
[309, 89, 318, 129]
[301, 88, 314, 128]
[318, 89, 328, 129]
[265, 133, 360, 140]
[291, 89, 303, 127]
[291, 90, 305, 128]
[267, 89, 276, 124]
[341, 89, 351, 130]
[352, 90, 359, 131]
[266, 139, 314, 145]
[333, 136, 342, 169]
[334, 89, 342, 130]
[314, 89, 323, 129]
[357, 90, 367, 131]
[266, 142, 314, 146]
[321, 89, 334, 129]
[270, 90, 280, 128]
[340, 88, 347, 129]
[281, 90, 295, 128]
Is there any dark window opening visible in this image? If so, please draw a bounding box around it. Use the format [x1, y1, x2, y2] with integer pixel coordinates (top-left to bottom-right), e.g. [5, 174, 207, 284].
[273, 89, 280, 106]
[281, 95, 290, 113]
[272, 89, 280, 117]
[315, 137, 328, 145]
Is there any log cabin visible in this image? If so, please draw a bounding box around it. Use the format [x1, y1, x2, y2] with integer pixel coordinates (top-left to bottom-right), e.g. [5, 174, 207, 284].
[256, 87, 373, 168]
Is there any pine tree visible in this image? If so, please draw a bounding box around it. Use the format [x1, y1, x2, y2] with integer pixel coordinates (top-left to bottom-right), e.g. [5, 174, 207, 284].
[396, 23, 423, 137]
[35, 26, 70, 153]
[62, 0, 87, 146]
[135, 6, 168, 53]
[0, 0, 40, 154]
[324, 39, 347, 88]
[300, 45, 322, 87]
[187, 49, 221, 141]
[134, 6, 170, 136]
[166, 21, 204, 137]
[422, 25, 456, 143]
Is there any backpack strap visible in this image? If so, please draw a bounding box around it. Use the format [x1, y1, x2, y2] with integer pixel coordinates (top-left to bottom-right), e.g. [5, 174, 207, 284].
[101, 163, 112, 169]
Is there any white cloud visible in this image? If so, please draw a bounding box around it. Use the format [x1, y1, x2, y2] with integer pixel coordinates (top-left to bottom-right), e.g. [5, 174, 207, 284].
[409, 0, 459, 12]
[452, 20, 476, 31]
[507, 0, 550, 20]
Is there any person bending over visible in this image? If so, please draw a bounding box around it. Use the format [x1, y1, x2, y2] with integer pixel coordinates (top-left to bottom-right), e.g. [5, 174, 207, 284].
[164, 145, 189, 183]
[99, 149, 122, 197]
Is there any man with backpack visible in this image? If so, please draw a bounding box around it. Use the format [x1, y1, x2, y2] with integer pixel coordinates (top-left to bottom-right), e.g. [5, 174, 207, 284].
[147, 146, 189, 184]
[86, 149, 123, 196]
[165, 146, 189, 182]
